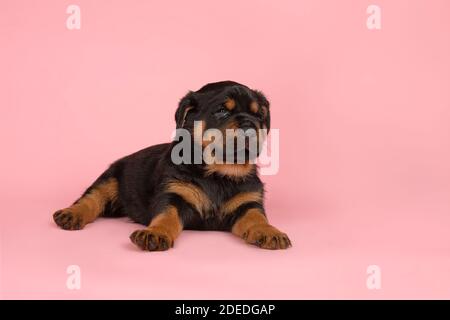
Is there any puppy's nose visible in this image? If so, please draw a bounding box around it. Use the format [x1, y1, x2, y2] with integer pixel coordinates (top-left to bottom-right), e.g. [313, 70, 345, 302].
[239, 121, 256, 131]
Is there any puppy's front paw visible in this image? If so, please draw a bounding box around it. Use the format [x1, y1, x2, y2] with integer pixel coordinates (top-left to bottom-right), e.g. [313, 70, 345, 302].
[53, 209, 86, 230]
[243, 224, 291, 250]
[130, 228, 173, 251]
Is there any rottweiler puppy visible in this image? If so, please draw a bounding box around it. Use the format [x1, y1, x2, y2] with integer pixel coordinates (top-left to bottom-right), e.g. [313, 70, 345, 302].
[53, 81, 291, 250]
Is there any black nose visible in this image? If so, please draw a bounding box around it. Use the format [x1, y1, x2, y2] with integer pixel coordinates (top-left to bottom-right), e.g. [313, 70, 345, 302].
[239, 120, 257, 131]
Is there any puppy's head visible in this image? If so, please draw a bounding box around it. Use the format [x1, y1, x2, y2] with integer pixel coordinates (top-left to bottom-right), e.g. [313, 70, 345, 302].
[175, 81, 270, 163]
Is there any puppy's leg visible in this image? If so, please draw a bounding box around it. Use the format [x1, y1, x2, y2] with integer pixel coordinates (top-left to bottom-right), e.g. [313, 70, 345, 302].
[53, 178, 118, 230]
[231, 208, 291, 250]
[130, 205, 183, 251]
[129, 180, 210, 252]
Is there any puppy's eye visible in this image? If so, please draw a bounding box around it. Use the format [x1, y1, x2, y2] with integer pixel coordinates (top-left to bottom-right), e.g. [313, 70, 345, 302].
[215, 107, 230, 117]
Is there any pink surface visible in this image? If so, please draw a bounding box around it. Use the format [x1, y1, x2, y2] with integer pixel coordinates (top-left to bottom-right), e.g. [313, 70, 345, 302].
[1, 0, 450, 299]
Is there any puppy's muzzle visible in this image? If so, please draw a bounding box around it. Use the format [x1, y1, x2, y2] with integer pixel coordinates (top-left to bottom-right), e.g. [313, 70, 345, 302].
[235, 114, 259, 131]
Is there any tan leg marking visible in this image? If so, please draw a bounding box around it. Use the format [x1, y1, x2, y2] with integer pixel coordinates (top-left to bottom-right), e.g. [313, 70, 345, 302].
[53, 178, 118, 230]
[232, 208, 291, 250]
[130, 205, 183, 251]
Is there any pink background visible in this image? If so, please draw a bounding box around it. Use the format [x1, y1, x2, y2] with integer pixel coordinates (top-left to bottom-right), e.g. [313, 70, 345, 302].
[1, 0, 450, 299]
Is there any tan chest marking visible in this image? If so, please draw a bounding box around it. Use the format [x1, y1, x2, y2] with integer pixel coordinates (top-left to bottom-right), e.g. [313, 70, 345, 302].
[165, 181, 212, 217]
[205, 163, 254, 180]
[220, 191, 263, 216]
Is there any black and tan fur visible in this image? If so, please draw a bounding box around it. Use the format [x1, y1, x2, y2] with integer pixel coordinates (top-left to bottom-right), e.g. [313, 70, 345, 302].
[53, 81, 291, 251]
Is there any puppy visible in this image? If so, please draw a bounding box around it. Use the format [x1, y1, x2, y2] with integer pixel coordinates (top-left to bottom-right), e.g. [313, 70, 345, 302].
[53, 81, 291, 251]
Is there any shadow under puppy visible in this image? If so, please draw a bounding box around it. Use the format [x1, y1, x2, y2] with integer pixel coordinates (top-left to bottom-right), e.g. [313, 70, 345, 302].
[53, 81, 291, 251]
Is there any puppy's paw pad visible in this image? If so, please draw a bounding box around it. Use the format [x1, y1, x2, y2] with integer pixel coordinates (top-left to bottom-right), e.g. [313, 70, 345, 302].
[130, 228, 173, 251]
[245, 225, 291, 250]
[53, 209, 85, 230]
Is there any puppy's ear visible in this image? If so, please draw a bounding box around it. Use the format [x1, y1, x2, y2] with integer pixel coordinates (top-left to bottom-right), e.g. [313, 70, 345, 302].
[253, 90, 271, 131]
[175, 91, 197, 129]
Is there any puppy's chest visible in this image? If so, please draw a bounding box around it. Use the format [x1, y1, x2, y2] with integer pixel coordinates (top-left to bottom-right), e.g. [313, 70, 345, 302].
[193, 179, 241, 218]
[166, 175, 261, 223]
